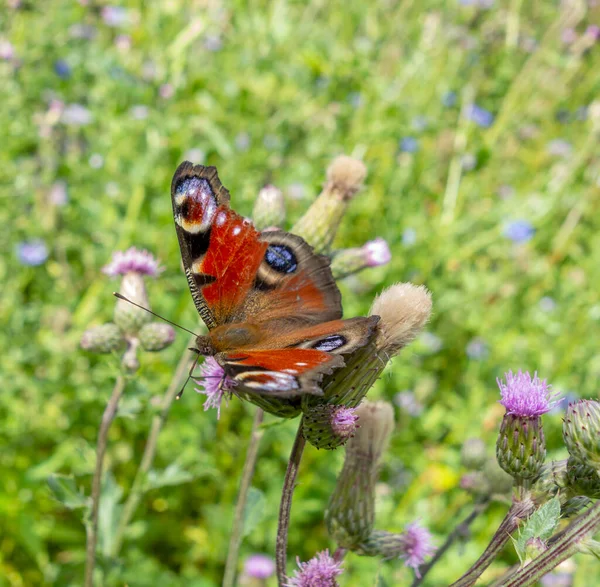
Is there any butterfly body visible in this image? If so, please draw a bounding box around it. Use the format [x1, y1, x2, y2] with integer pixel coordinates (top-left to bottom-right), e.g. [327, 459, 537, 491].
[172, 161, 378, 397]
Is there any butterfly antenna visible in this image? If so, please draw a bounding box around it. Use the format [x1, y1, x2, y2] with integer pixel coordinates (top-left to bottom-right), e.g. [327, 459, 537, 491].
[176, 352, 201, 400]
[112, 292, 200, 337]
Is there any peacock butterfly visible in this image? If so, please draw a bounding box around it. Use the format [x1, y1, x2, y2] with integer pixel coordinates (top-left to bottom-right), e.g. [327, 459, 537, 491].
[171, 161, 379, 397]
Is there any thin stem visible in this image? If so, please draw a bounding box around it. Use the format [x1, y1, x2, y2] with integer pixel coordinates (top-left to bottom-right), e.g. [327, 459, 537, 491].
[111, 340, 195, 556]
[276, 420, 307, 586]
[84, 374, 126, 587]
[502, 500, 600, 587]
[411, 500, 490, 587]
[222, 407, 265, 587]
[449, 497, 535, 587]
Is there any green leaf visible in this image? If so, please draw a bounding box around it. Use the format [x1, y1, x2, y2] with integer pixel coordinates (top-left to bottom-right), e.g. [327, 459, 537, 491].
[514, 497, 561, 563]
[47, 475, 89, 510]
[98, 473, 124, 558]
[242, 487, 266, 538]
[145, 463, 194, 491]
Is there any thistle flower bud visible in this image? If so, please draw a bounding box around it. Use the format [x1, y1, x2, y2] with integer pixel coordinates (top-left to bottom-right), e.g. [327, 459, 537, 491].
[80, 323, 125, 353]
[565, 456, 600, 499]
[292, 156, 366, 253]
[114, 272, 152, 334]
[461, 437, 488, 470]
[563, 400, 600, 471]
[302, 404, 358, 450]
[331, 238, 392, 280]
[252, 184, 286, 230]
[325, 401, 394, 548]
[496, 413, 546, 481]
[138, 322, 176, 352]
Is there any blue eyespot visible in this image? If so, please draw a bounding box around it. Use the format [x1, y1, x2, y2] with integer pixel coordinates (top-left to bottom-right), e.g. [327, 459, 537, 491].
[264, 244, 298, 274]
[312, 335, 347, 352]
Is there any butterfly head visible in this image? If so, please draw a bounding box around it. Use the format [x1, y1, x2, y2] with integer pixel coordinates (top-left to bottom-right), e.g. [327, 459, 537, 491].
[194, 323, 263, 356]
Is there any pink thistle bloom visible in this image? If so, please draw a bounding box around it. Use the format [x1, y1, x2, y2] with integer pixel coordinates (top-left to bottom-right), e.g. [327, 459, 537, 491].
[286, 550, 343, 587]
[194, 357, 236, 419]
[400, 522, 436, 577]
[243, 554, 276, 579]
[363, 238, 392, 267]
[102, 247, 163, 277]
[330, 406, 358, 439]
[497, 370, 560, 417]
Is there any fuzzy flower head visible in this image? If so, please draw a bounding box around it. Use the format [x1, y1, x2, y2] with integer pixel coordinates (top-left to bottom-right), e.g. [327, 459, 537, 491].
[243, 554, 275, 580]
[286, 550, 343, 587]
[194, 357, 236, 419]
[400, 522, 436, 576]
[330, 406, 358, 439]
[497, 370, 560, 417]
[103, 247, 163, 277]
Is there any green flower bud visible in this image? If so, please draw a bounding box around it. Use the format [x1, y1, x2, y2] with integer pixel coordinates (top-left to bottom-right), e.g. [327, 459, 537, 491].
[563, 400, 600, 471]
[496, 414, 546, 481]
[565, 456, 600, 499]
[252, 185, 286, 230]
[325, 401, 394, 548]
[114, 272, 152, 335]
[532, 460, 567, 502]
[461, 438, 488, 470]
[302, 404, 358, 450]
[292, 156, 366, 253]
[330, 239, 391, 280]
[80, 323, 125, 353]
[561, 496, 593, 518]
[138, 322, 176, 352]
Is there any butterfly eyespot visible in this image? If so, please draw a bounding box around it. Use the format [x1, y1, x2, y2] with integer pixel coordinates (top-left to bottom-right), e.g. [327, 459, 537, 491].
[174, 177, 217, 233]
[264, 244, 298, 274]
[311, 335, 347, 352]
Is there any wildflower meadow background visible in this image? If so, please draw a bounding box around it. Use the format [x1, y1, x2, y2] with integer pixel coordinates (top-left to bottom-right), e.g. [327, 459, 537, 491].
[3, 1, 600, 585]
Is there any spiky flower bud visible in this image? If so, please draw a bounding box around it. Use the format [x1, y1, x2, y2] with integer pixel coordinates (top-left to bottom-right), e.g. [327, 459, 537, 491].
[252, 184, 286, 230]
[563, 400, 600, 471]
[80, 323, 125, 353]
[292, 156, 366, 253]
[565, 456, 600, 499]
[138, 322, 176, 352]
[325, 401, 394, 548]
[461, 438, 488, 470]
[302, 404, 358, 450]
[331, 238, 392, 279]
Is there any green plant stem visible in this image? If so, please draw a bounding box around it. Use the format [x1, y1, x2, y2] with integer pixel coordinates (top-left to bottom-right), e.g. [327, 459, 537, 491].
[411, 500, 490, 587]
[276, 420, 306, 586]
[449, 497, 535, 587]
[502, 500, 600, 587]
[84, 374, 126, 587]
[111, 342, 194, 556]
[222, 407, 265, 587]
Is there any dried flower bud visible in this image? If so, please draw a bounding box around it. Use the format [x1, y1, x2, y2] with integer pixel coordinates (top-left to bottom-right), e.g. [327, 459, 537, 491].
[252, 184, 286, 230]
[331, 238, 391, 279]
[292, 156, 366, 253]
[325, 401, 394, 548]
[563, 400, 600, 471]
[302, 404, 358, 450]
[461, 438, 488, 470]
[138, 322, 176, 351]
[80, 323, 125, 353]
[565, 456, 600, 499]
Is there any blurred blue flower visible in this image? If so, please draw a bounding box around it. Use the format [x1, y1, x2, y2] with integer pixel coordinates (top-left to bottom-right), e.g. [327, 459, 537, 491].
[547, 139, 572, 158]
[466, 337, 488, 360]
[550, 392, 579, 415]
[465, 104, 494, 128]
[394, 391, 423, 416]
[348, 92, 363, 108]
[539, 297, 556, 312]
[399, 137, 419, 153]
[442, 91, 457, 107]
[411, 116, 428, 132]
[61, 103, 92, 126]
[503, 220, 535, 243]
[420, 332, 443, 353]
[54, 59, 71, 79]
[555, 109, 570, 124]
[402, 227, 417, 246]
[17, 240, 48, 266]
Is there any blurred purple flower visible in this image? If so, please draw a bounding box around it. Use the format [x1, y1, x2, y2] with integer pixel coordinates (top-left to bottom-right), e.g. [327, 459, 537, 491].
[204, 34, 223, 52]
[465, 104, 494, 128]
[394, 391, 423, 417]
[49, 180, 68, 206]
[61, 103, 92, 126]
[0, 40, 15, 61]
[331, 406, 358, 438]
[54, 59, 71, 79]
[503, 219, 534, 243]
[235, 132, 250, 151]
[194, 357, 236, 419]
[115, 34, 131, 52]
[159, 84, 174, 99]
[69, 23, 97, 40]
[442, 91, 457, 107]
[103, 247, 163, 277]
[399, 137, 419, 153]
[539, 296, 556, 312]
[399, 522, 436, 576]
[561, 28, 577, 44]
[243, 554, 276, 579]
[402, 228, 417, 246]
[102, 6, 130, 28]
[547, 139, 572, 158]
[363, 238, 391, 267]
[497, 370, 560, 417]
[348, 92, 363, 108]
[585, 25, 600, 41]
[286, 550, 343, 587]
[17, 240, 49, 266]
[466, 337, 488, 360]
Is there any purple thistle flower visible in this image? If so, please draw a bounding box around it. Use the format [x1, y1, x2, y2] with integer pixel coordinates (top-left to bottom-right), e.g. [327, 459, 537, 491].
[194, 357, 236, 419]
[102, 247, 163, 277]
[497, 370, 560, 417]
[286, 550, 343, 587]
[330, 406, 358, 438]
[465, 104, 494, 128]
[503, 219, 535, 244]
[362, 238, 392, 267]
[399, 522, 436, 577]
[102, 6, 130, 28]
[586, 25, 600, 41]
[243, 553, 276, 579]
[17, 240, 49, 266]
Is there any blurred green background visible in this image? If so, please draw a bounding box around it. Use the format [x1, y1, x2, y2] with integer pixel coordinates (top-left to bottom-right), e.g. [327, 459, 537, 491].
[2, 1, 600, 585]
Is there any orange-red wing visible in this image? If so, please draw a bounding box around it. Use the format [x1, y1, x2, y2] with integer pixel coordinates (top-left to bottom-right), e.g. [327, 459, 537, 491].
[219, 349, 345, 397]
